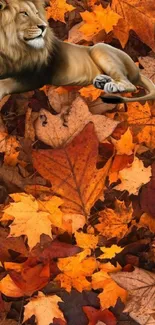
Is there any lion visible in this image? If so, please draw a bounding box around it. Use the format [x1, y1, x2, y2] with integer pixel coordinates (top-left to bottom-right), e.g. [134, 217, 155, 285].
[0, 0, 154, 104]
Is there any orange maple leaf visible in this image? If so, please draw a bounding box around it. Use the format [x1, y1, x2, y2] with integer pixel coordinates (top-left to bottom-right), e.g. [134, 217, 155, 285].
[80, 5, 121, 37]
[79, 85, 103, 101]
[75, 231, 98, 249]
[95, 200, 133, 240]
[46, 0, 75, 23]
[32, 123, 112, 216]
[55, 249, 97, 292]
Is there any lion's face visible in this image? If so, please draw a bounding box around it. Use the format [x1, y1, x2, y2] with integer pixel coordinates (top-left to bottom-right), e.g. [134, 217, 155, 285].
[0, 0, 48, 49]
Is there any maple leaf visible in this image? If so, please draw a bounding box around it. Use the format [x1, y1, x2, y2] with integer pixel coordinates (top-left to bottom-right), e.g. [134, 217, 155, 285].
[23, 292, 65, 325]
[75, 232, 98, 249]
[62, 213, 86, 234]
[55, 249, 97, 292]
[111, 128, 135, 155]
[112, 0, 155, 51]
[111, 267, 155, 324]
[114, 157, 151, 195]
[95, 200, 133, 240]
[33, 123, 113, 216]
[46, 0, 75, 23]
[80, 5, 121, 37]
[113, 18, 130, 48]
[92, 263, 127, 309]
[138, 52, 155, 84]
[4, 258, 50, 296]
[126, 102, 155, 149]
[83, 306, 116, 325]
[3, 193, 63, 249]
[35, 97, 118, 147]
[99, 245, 123, 259]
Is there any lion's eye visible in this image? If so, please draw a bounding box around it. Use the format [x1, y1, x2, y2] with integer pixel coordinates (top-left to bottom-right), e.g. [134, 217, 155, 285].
[0, 1, 6, 10]
[20, 11, 28, 16]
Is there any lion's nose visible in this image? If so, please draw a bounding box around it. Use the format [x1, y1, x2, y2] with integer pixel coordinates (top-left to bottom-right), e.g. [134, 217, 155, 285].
[37, 25, 46, 33]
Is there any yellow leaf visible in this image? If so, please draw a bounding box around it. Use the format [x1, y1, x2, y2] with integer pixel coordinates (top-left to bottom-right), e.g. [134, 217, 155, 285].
[56, 249, 97, 292]
[111, 128, 135, 155]
[0, 274, 23, 298]
[95, 200, 133, 240]
[80, 5, 121, 37]
[3, 193, 63, 249]
[23, 292, 65, 325]
[99, 245, 123, 259]
[46, 0, 75, 23]
[75, 232, 98, 249]
[99, 280, 127, 309]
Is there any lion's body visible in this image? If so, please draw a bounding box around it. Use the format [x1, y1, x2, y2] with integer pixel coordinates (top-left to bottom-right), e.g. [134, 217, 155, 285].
[0, 0, 155, 103]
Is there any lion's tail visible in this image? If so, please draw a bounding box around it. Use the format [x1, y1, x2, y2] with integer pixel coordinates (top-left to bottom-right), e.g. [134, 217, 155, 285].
[101, 74, 155, 103]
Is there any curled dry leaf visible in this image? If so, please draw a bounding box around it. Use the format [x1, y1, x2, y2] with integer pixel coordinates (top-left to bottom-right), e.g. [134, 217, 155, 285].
[35, 96, 118, 148]
[114, 157, 151, 195]
[111, 267, 155, 324]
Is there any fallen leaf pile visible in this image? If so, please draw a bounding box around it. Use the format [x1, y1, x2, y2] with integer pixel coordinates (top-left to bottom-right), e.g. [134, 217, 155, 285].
[0, 0, 155, 325]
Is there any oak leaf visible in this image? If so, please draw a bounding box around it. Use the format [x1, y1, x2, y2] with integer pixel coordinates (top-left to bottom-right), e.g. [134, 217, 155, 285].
[33, 124, 113, 215]
[95, 200, 133, 240]
[80, 5, 121, 37]
[23, 292, 65, 325]
[3, 193, 63, 249]
[114, 157, 151, 195]
[35, 97, 118, 147]
[46, 0, 75, 22]
[111, 267, 155, 324]
[56, 249, 97, 292]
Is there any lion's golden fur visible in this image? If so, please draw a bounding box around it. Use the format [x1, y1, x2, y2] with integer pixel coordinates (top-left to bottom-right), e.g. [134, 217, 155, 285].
[0, 0, 53, 76]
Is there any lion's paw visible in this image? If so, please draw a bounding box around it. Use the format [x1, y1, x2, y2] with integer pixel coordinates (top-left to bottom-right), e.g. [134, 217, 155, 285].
[104, 82, 125, 93]
[93, 74, 113, 89]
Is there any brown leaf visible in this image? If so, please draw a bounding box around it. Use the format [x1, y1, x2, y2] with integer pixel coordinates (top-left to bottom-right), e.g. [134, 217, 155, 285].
[33, 123, 113, 215]
[111, 267, 155, 324]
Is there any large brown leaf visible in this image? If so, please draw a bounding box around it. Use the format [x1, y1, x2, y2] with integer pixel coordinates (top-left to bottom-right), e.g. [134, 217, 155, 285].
[32, 124, 112, 216]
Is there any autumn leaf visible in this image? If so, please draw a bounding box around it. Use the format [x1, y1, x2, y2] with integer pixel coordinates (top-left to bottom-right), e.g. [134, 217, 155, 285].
[80, 5, 121, 37]
[35, 96, 118, 147]
[23, 292, 65, 325]
[83, 306, 117, 325]
[127, 102, 155, 149]
[3, 193, 63, 249]
[95, 200, 133, 240]
[111, 267, 155, 324]
[46, 0, 75, 22]
[0, 275, 23, 298]
[33, 123, 113, 216]
[139, 213, 155, 234]
[55, 249, 97, 292]
[111, 128, 135, 155]
[114, 157, 151, 195]
[112, 0, 155, 51]
[75, 232, 98, 250]
[79, 85, 103, 101]
[4, 259, 50, 296]
[92, 263, 127, 309]
[99, 245, 123, 259]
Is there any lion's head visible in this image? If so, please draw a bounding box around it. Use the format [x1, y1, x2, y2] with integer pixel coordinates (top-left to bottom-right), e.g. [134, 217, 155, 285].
[0, 0, 53, 74]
